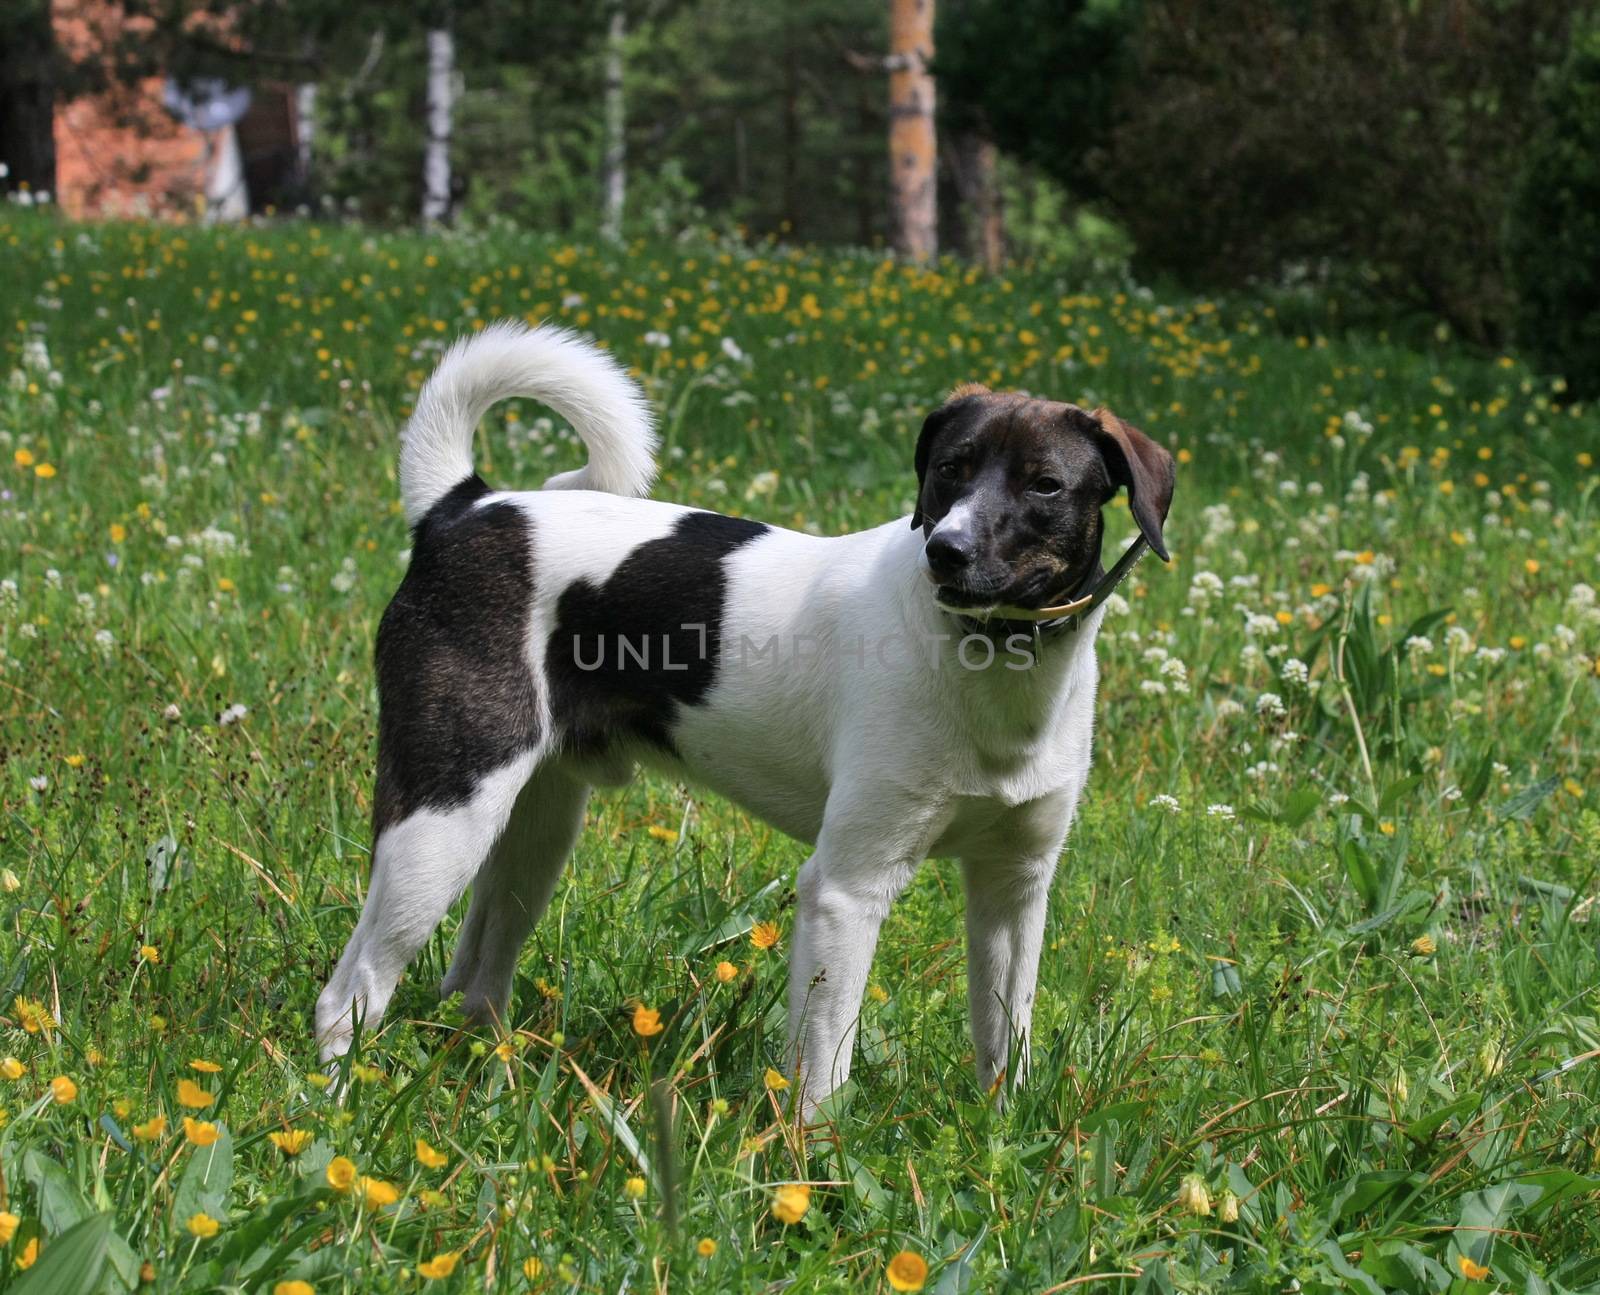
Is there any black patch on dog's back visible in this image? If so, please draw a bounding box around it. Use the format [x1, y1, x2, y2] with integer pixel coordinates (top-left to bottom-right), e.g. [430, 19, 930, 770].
[546, 510, 769, 756]
[372, 475, 539, 836]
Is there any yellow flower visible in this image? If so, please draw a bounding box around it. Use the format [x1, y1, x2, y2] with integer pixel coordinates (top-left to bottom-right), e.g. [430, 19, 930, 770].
[269, 1129, 312, 1156]
[1410, 934, 1436, 957]
[0, 1212, 18, 1244]
[0, 870, 16, 893]
[522, 1257, 544, 1278]
[415, 1138, 448, 1169]
[1177, 1173, 1212, 1216]
[632, 1004, 664, 1037]
[1563, 778, 1585, 799]
[417, 1252, 460, 1279]
[16, 1236, 39, 1269]
[62, 754, 84, 769]
[360, 1177, 400, 1210]
[714, 960, 738, 983]
[763, 1068, 790, 1092]
[1218, 1190, 1241, 1223]
[189, 1059, 222, 1074]
[887, 1250, 930, 1291]
[326, 1156, 357, 1192]
[183, 1117, 220, 1146]
[1378, 820, 1397, 836]
[50, 1075, 77, 1104]
[771, 1182, 810, 1224]
[132, 1114, 167, 1142]
[13, 996, 52, 1035]
[185, 1212, 221, 1238]
[750, 921, 780, 950]
[109, 523, 127, 544]
[1457, 1255, 1491, 1280]
[139, 945, 159, 963]
[1524, 559, 1540, 575]
[646, 824, 678, 843]
[696, 1237, 717, 1257]
[13, 448, 34, 467]
[34, 463, 56, 479]
[623, 1175, 647, 1200]
[177, 1078, 215, 1109]
[274, 1283, 315, 1295]
[0, 1057, 24, 1081]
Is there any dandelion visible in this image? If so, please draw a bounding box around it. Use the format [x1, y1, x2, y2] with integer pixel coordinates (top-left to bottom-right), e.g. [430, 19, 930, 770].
[523, 1257, 544, 1278]
[887, 1250, 929, 1291]
[750, 920, 780, 950]
[417, 1253, 460, 1279]
[763, 1068, 790, 1091]
[714, 960, 738, 982]
[274, 1283, 315, 1295]
[646, 824, 678, 843]
[0, 1058, 24, 1080]
[696, 1237, 717, 1257]
[771, 1182, 810, 1224]
[1457, 1255, 1491, 1280]
[186, 1212, 221, 1238]
[177, 1078, 215, 1108]
[632, 1004, 664, 1037]
[1410, 934, 1436, 957]
[1177, 1173, 1212, 1216]
[16, 1236, 39, 1269]
[139, 944, 159, 963]
[13, 996, 52, 1035]
[0, 1213, 17, 1244]
[183, 1117, 220, 1146]
[34, 463, 56, 479]
[133, 1114, 167, 1142]
[326, 1156, 357, 1192]
[269, 1129, 312, 1156]
[49, 1075, 76, 1104]
[623, 1175, 647, 1200]
[415, 1138, 448, 1169]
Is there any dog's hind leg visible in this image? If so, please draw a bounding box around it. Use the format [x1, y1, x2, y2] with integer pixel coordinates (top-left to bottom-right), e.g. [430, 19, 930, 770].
[440, 765, 589, 1030]
[315, 755, 535, 1063]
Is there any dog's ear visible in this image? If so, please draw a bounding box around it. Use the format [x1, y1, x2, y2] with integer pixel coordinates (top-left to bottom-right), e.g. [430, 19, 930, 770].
[911, 386, 988, 529]
[1089, 407, 1175, 561]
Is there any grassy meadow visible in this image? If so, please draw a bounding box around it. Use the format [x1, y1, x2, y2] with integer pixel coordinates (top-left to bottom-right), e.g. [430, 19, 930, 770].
[1, 211, 1599, 1292]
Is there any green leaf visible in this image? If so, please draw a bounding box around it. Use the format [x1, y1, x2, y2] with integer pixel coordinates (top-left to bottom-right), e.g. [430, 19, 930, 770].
[1404, 1091, 1482, 1142]
[17, 1149, 93, 1234]
[11, 1212, 113, 1295]
[1495, 776, 1560, 822]
[172, 1123, 234, 1225]
[1378, 773, 1424, 814]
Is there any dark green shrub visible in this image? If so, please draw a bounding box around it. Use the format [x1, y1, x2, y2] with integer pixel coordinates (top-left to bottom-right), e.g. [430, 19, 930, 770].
[1506, 18, 1600, 396]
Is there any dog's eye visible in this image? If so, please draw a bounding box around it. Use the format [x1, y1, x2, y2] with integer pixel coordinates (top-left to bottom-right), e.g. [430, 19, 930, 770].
[1030, 476, 1063, 496]
[935, 461, 960, 481]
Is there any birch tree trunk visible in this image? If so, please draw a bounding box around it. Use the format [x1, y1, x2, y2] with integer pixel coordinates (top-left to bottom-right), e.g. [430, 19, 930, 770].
[601, 6, 626, 244]
[888, 0, 936, 261]
[294, 83, 317, 188]
[422, 27, 455, 224]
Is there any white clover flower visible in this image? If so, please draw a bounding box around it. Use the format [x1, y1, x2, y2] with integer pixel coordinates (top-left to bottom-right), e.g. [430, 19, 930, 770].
[93, 628, 114, 655]
[643, 330, 672, 348]
[0, 578, 17, 610]
[1102, 592, 1129, 618]
[1256, 692, 1287, 720]
[1142, 645, 1170, 664]
[1405, 635, 1434, 659]
[1215, 698, 1245, 721]
[218, 703, 248, 726]
[1206, 803, 1236, 820]
[719, 336, 746, 363]
[1159, 657, 1189, 692]
[331, 557, 358, 593]
[1476, 646, 1507, 665]
[1140, 679, 1168, 696]
[45, 568, 62, 589]
[1280, 657, 1309, 686]
[1442, 785, 1463, 802]
[162, 703, 181, 722]
[1246, 760, 1280, 780]
[19, 622, 38, 639]
[1188, 570, 1224, 607]
[1444, 625, 1473, 654]
[1149, 794, 1181, 814]
[743, 470, 779, 501]
[1244, 612, 1279, 638]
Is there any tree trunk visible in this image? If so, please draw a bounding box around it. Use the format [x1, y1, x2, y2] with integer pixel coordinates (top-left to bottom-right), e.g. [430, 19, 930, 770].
[0, 1, 57, 198]
[422, 27, 455, 224]
[952, 131, 1004, 271]
[888, 0, 936, 261]
[781, 18, 800, 237]
[600, 5, 626, 243]
[294, 82, 317, 187]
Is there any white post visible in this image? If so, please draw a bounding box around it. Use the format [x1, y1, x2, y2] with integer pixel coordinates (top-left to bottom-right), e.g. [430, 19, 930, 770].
[601, 6, 626, 243]
[422, 27, 455, 224]
[294, 82, 317, 183]
[205, 124, 249, 222]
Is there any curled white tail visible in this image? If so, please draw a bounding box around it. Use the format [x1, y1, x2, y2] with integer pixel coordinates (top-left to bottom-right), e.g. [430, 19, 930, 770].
[399, 319, 657, 526]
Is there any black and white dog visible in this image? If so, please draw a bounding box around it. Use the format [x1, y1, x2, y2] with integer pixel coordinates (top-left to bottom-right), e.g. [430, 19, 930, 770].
[316, 321, 1173, 1110]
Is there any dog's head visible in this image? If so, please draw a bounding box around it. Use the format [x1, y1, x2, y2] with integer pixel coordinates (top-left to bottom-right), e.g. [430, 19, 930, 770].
[910, 386, 1174, 610]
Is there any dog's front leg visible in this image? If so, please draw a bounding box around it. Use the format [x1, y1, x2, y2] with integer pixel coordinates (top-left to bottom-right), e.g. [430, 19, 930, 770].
[960, 849, 1061, 1096]
[787, 796, 935, 1114]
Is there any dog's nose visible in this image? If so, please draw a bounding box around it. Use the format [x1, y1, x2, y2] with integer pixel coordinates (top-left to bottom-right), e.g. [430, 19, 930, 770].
[924, 531, 975, 579]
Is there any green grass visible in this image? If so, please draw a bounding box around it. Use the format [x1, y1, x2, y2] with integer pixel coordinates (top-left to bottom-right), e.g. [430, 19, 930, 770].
[1, 210, 1598, 1293]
